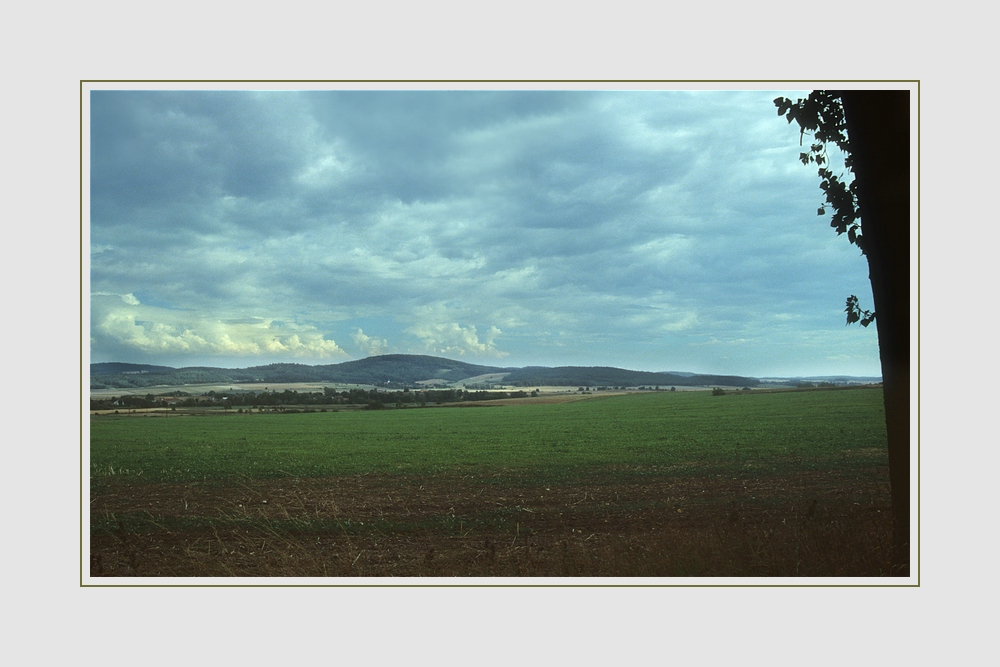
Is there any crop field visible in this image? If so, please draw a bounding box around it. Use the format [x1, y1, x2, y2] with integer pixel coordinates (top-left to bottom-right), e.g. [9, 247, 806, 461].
[89, 387, 896, 577]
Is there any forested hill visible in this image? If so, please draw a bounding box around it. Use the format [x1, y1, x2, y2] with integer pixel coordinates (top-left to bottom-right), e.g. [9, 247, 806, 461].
[90, 355, 511, 389]
[330, 354, 507, 384]
[503, 366, 758, 388]
[90, 354, 759, 390]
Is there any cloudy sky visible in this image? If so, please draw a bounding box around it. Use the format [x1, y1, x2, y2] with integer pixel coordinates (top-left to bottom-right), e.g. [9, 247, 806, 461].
[88, 87, 879, 377]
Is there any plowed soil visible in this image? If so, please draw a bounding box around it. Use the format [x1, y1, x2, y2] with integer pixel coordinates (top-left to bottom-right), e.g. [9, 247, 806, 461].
[90, 466, 896, 578]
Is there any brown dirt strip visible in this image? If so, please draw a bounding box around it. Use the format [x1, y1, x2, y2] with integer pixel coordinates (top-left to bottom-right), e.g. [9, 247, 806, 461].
[90, 467, 895, 578]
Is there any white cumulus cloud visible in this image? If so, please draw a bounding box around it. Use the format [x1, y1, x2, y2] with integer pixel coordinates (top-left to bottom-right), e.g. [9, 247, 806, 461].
[352, 328, 390, 356]
[90, 293, 346, 361]
[406, 320, 507, 358]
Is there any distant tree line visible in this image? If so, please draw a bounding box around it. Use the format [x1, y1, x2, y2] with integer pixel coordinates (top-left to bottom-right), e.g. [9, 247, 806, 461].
[90, 387, 537, 412]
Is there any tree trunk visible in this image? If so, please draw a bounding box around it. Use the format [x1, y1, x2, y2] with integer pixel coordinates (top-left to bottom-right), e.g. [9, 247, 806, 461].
[837, 90, 911, 574]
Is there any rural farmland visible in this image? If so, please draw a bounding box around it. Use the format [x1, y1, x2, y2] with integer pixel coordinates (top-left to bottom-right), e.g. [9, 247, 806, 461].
[89, 385, 894, 577]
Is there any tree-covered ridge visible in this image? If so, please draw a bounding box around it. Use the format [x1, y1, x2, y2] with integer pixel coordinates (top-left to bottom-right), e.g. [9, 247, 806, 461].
[328, 354, 510, 384]
[503, 366, 758, 388]
[90, 354, 759, 389]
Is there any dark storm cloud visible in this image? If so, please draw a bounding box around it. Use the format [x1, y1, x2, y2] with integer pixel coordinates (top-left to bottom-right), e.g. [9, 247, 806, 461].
[92, 91, 314, 205]
[89, 87, 880, 375]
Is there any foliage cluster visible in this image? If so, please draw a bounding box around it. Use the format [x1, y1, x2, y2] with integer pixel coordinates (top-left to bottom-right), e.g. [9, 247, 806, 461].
[774, 92, 875, 328]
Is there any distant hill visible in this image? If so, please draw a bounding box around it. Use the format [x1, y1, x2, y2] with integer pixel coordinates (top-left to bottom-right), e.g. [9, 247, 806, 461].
[503, 366, 758, 388]
[794, 375, 881, 383]
[759, 375, 882, 385]
[89, 354, 757, 390]
[327, 354, 509, 385]
[90, 355, 512, 389]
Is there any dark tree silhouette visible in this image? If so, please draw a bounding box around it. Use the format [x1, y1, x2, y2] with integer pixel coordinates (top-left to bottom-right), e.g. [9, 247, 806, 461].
[775, 90, 911, 573]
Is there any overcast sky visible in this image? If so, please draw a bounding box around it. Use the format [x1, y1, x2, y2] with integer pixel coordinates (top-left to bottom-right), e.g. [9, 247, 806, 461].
[88, 88, 880, 377]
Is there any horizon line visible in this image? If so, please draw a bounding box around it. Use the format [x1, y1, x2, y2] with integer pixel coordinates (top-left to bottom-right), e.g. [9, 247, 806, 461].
[88, 356, 881, 380]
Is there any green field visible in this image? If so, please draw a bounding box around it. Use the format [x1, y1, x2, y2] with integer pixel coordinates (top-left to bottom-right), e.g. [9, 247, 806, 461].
[91, 388, 887, 482]
[90, 388, 894, 577]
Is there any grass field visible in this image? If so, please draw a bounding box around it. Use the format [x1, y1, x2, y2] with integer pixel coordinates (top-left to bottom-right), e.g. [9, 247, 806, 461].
[89, 387, 896, 577]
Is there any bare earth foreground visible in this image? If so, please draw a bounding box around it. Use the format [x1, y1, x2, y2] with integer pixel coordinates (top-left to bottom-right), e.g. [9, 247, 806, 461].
[91, 463, 893, 578]
[90, 388, 897, 578]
